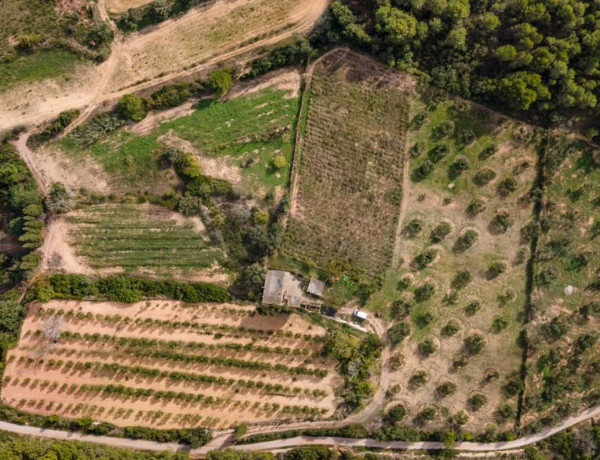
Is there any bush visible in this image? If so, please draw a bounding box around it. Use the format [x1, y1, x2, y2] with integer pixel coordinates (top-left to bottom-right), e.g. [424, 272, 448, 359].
[272, 155, 287, 170]
[490, 211, 514, 233]
[437, 381, 457, 397]
[487, 262, 507, 279]
[46, 182, 72, 214]
[413, 160, 435, 180]
[454, 230, 478, 251]
[387, 404, 407, 423]
[28, 110, 79, 146]
[390, 298, 414, 319]
[405, 218, 423, 237]
[468, 394, 488, 411]
[419, 406, 437, 421]
[430, 221, 452, 242]
[442, 320, 460, 336]
[117, 94, 147, 122]
[474, 167, 497, 185]
[464, 333, 486, 355]
[432, 121, 453, 140]
[453, 411, 469, 425]
[410, 141, 424, 158]
[413, 249, 438, 269]
[451, 270, 472, 289]
[491, 317, 508, 333]
[449, 158, 469, 178]
[388, 322, 411, 345]
[148, 83, 193, 110]
[479, 145, 497, 160]
[208, 69, 233, 96]
[466, 197, 486, 215]
[415, 282, 436, 302]
[409, 370, 428, 387]
[418, 337, 438, 356]
[498, 404, 515, 419]
[497, 177, 518, 197]
[428, 144, 450, 163]
[503, 377, 524, 397]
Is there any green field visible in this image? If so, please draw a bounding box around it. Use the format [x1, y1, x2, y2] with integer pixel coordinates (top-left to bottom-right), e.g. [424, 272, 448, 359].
[59, 88, 298, 195]
[0, 50, 84, 91]
[67, 204, 224, 278]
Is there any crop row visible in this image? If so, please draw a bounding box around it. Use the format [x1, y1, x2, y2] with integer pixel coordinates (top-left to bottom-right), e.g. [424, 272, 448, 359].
[36, 310, 322, 341]
[12, 358, 328, 394]
[56, 331, 314, 357]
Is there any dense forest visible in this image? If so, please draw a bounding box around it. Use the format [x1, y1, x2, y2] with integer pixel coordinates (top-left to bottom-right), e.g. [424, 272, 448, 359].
[326, 0, 600, 131]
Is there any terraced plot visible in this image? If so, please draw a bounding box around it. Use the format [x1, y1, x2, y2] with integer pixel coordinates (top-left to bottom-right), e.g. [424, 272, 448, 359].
[2, 300, 341, 429]
[56, 203, 225, 280]
[283, 51, 412, 277]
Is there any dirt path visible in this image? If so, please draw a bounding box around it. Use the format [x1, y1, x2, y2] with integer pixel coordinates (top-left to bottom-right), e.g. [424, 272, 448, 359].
[391, 103, 413, 269]
[0, 0, 330, 134]
[0, 404, 598, 456]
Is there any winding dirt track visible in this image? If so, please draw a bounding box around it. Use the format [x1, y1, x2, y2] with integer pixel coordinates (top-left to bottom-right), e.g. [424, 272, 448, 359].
[0, 0, 329, 133]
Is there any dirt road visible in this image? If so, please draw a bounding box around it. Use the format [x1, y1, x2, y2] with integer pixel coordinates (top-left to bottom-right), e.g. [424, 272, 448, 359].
[0, 404, 599, 456]
[0, 0, 329, 134]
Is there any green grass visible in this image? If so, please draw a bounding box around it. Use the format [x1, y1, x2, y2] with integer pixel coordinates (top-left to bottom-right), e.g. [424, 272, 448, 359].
[0, 50, 83, 91]
[58, 88, 298, 194]
[67, 204, 224, 277]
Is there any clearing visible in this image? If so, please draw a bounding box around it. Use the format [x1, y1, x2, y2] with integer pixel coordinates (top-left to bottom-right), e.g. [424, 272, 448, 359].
[2, 300, 341, 429]
[42, 203, 227, 282]
[105, 0, 154, 14]
[282, 50, 414, 277]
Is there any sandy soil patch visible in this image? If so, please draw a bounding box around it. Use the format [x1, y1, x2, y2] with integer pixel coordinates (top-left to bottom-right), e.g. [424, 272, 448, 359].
[227, 70, 302, 100]
[127, 101, 198, 135]
[106, 0, 154, 13]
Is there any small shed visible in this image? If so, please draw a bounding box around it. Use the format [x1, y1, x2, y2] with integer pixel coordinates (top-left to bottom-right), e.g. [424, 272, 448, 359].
[262, 270, 305, 307]
[353, 310, 368, 320]
[307, 279, 326, 298]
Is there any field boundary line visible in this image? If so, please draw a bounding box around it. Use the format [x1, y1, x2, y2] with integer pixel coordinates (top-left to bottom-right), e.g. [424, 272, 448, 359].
[391, 98, 413, 269]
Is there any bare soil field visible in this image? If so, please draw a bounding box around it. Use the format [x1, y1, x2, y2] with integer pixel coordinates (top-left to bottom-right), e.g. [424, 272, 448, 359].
[106, 0, 154, 13]
[364, 89, 543, 432]
[283, 50, 415, 277]
[2, 300, 341, 429]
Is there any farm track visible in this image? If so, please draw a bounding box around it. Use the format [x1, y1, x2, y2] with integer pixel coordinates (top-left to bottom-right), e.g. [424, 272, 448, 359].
[1, 0, 330, 134]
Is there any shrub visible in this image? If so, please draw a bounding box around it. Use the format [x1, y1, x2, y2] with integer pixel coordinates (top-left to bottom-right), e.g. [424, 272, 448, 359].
[428, 144, 450, 163]
[453, 410, 469, 425]
[449, 158, 469, 178]
[491, 317, 508, 333]
[503, 377, 524, 397]
[419, 406, 437, 421]
[272, 155, 287, 170]
[413, 249, 438, 269]
[391, 298, 414, 319]
[437, 381, 457, 397]
[458, 129, 476, 146]
[413, 160, 435, 180]
[410, 142, 424, 158]
[487, 261, 507, 279]
[430, 222, 452, 243]
[498, 404, 515, 419]
[208, 69, 233, 96]
[432, 121, 453, 140]
[387, 404, 407, 422]
[466, 197, 486, 215]
[453, 356, 468, 369]
[409, 370, 428, 387]
[388, 322, 411, 345]
[454, 230, 478, 251]
[490, 210, 514, 233]
[117, 94, 147, 122]
[415, 282, 436, 302]
[468, 394, 488, 411]
[464, 333, 486, 355]
[418, 337, 438, 356]
[405, 218, 423, 237]
[474, 167, 497, 185]
[396, 276, 412, 291]
[451, 270, 472, 290]
[479, 145, 497, 160]
[149, 83, 193, 110]
[497, 177, 518, 197]
[442, 320, 460, 336]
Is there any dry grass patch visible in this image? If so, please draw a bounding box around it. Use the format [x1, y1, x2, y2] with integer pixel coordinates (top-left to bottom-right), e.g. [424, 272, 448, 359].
[283, 51, 414, 277]
[2, 300, 341, 429]
[376, 92, 543, 432]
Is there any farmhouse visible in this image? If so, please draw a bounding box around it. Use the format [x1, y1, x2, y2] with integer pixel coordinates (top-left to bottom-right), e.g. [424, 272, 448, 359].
[262, 270, 305, 307]
[307, 279, 326, 297]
